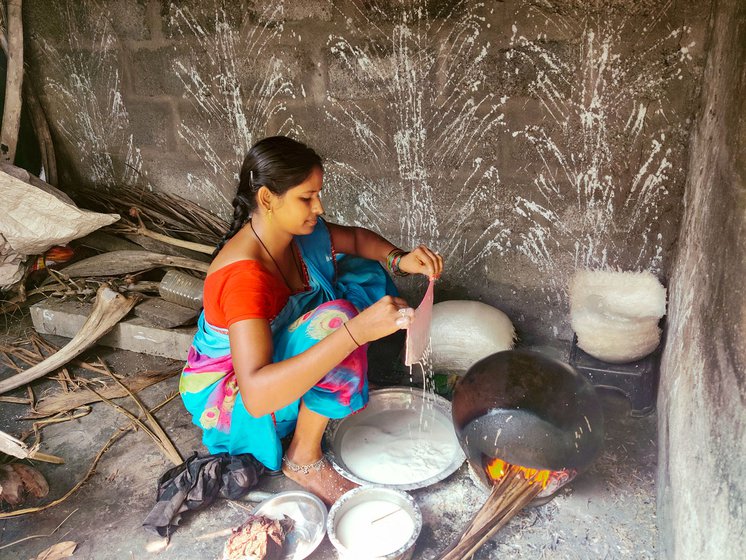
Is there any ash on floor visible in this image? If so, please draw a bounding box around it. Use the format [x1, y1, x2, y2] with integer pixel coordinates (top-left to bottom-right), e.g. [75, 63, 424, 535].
[0, 325, 656, 560]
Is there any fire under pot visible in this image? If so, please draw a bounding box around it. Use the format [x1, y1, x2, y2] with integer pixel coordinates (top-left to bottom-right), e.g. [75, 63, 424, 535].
[451, 349, 605, 503]
[435, 350, 606, 560]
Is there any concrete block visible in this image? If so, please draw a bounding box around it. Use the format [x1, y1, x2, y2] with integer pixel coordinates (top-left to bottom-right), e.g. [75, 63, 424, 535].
[136, 148, 234, 219]
[327, 44, 399, 101]
[164, 1, 246, 39]
[107, 0, 151, 41]
[133, 299, 200, 329]
[125, 97, 176, 149]
[129, 44, 187, 97]
[30, 300, 195, 361]
[174, 100, 234, 155]
[263, 0, 333, 22]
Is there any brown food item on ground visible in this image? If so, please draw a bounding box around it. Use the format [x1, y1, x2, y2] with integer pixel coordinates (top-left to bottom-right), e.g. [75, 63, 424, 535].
[223, 514, 295, 560]
[11, 463, 49, 497]
[0, 464, 25, 505]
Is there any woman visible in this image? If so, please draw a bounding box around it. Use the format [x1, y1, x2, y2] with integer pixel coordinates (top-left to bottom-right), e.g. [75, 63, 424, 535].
[180, 136, 443, 505]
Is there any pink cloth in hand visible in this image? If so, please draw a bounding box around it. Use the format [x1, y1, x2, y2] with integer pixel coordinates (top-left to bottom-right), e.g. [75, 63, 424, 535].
[405, 279, 435, 366]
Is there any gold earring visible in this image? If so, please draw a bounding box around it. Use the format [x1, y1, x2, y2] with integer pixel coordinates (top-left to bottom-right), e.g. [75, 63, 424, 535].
[266, 208, 273, 222]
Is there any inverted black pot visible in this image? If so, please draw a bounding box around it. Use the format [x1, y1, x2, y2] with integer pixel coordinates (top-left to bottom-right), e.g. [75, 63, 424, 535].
[452, 350, 604, 478]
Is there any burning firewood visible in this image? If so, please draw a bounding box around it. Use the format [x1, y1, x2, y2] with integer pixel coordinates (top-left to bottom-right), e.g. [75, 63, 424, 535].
[446, 350, 605, 559]
[437, 459, 576, 560]
[223, 514, 294, 560]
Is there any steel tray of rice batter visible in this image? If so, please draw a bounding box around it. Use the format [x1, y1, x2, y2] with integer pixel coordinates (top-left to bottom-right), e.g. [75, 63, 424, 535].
[324, 387, 466, 491]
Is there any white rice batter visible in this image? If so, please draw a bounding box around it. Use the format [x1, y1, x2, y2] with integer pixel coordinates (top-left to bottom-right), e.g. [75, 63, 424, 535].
[336, 500, 415, 557]
[340, 408, 459, 485]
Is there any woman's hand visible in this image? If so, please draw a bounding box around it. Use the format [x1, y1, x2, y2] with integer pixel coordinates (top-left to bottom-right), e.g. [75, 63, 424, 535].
[399, 245, 443, 279]
[346, 295, 414, 345]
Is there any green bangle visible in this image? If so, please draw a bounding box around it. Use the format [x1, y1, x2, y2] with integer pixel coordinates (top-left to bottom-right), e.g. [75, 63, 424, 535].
[386, 249, 409, 277]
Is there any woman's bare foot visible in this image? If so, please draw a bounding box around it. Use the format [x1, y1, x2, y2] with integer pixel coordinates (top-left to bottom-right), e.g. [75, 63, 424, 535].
[282, 455, 358, 507]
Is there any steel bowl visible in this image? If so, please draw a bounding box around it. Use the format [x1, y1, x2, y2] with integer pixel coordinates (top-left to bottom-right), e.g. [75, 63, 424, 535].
[327, 486, 422, 560]
[223, 490, 327, 560]
[324, 387, 465, 490]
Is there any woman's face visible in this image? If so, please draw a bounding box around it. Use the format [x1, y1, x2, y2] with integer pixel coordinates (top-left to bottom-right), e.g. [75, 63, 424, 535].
[272, 166, 325, 235]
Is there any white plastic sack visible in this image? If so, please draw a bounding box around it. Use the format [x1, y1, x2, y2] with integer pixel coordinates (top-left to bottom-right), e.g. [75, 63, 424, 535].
[0, 170, 119, 254]
[0, 235, 25, 287]
[429, 300, 516, 373]
[570, 269, 667, 363]
[0, 169, 119, 290]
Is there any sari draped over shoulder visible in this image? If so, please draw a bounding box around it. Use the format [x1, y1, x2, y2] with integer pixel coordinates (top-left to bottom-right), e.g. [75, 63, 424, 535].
[179, 219, 396, 470]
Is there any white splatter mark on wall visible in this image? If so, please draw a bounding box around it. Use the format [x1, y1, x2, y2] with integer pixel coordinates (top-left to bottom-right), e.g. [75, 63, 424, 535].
[322, 1, 510, 280]
[40, 1, 144, 189]
[170, 1, 303, 219]
[508, 4, 696, 294]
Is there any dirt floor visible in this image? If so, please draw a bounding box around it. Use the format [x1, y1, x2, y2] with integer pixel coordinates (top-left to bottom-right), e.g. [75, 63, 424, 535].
[0, 313, 657, 560]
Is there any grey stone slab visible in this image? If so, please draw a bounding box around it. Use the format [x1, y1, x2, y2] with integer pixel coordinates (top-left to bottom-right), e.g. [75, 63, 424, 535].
[30, 299, 195, 361]
[133, 298, 200, 329]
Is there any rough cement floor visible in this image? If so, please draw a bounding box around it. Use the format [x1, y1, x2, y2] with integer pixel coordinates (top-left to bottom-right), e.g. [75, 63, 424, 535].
[0, 317, 657, 560]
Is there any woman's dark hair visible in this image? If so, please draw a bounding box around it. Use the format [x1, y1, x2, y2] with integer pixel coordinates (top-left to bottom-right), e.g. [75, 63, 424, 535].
[214, 136, 323, 256]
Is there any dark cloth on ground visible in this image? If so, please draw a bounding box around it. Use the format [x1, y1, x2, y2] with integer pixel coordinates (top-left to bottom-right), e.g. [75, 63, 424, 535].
[143, 452, 264, 537]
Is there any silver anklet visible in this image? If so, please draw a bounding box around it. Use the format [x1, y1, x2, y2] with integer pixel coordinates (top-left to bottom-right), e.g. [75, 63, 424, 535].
[282, 455, 326, 475]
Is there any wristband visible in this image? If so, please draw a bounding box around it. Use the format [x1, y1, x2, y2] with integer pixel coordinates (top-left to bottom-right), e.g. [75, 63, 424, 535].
[343, 322, 361, 347]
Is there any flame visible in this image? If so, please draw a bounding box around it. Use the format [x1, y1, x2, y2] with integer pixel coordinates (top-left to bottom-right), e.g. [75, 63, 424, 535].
[485, 458, 553, 488]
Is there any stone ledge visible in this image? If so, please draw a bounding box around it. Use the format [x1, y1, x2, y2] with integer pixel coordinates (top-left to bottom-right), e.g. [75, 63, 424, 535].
[30, 300, 195, 361]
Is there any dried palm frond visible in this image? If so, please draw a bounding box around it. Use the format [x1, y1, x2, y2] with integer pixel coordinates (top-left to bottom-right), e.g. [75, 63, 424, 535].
[0, 287, 140, 395]
[59, 250, 209, 278]
[34, 365, 181, 416]
[75, 186, 229, 246]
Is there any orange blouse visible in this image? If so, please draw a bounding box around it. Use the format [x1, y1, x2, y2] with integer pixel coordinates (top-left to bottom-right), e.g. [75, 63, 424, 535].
[202, 260, 290, 328]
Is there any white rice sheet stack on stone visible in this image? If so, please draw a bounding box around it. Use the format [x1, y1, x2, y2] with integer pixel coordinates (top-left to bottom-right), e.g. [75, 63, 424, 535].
[570, 269, 667, 363]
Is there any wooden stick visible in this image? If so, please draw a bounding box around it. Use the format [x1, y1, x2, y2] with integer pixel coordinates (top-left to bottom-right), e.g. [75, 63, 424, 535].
[0, 391, 180, 518]
[0, 396, 29, 404]
[33, 365, 181, 416]
[28, 335, 72, 393]
[0, 0, 22, 163]
[454, 482, 541, 558]
[113, 222, 214, 255]
[0, 508, 77, 550]
[59, 250, 209, 278]
[99, 362, 182, 465]
[0, 5, 56, 184]
[21, 76, 57, 185]
[436, 466, 544, 560]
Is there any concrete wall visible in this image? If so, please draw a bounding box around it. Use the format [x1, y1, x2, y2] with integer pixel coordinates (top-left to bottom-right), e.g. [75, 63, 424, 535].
[657, 0, 746, 557]
[23, 0, 708, 343]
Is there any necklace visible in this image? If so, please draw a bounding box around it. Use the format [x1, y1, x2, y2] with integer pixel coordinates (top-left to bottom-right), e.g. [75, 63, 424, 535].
[249, 220, 304, 291]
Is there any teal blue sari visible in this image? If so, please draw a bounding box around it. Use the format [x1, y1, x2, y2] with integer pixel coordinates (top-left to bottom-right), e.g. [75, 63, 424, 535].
[179, 219, 396, 470]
